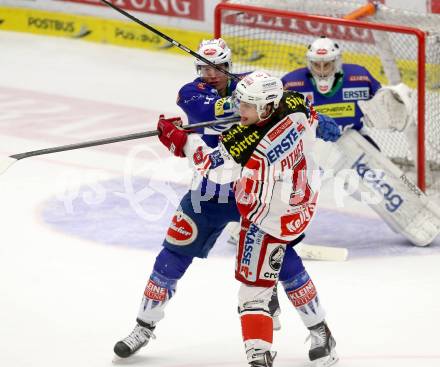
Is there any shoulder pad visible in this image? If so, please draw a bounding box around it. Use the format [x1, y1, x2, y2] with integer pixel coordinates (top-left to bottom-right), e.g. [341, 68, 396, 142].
[271, 91, 308, 121]
[179, 80, 210, 94]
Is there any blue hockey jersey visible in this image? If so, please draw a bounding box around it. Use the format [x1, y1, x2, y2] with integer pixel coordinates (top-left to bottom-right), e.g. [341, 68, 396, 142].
[282, 64, 381, 131]
[177, 76, 242, 198]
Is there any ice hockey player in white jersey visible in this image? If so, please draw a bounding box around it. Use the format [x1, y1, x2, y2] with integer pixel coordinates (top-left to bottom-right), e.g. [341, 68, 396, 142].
[114, 40, 339, 367]
[156, 71, 339, 367]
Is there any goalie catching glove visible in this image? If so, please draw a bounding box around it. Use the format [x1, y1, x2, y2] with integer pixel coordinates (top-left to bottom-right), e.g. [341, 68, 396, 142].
[358, 83, 416, 132]
[157, 115, 191, 157]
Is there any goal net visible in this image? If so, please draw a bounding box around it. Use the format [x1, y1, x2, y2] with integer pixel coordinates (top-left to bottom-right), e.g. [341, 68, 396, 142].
[214, 0, 440, 193]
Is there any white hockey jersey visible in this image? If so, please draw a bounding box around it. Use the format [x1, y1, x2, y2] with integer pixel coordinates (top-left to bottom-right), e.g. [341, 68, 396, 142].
[183, 91, 321, 241]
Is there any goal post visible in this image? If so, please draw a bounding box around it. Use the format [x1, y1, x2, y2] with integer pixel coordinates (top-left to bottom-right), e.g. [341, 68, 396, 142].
[214, 0, 440, 193]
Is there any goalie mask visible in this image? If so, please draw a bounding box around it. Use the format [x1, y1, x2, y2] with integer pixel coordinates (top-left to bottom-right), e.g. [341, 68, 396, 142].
[233, 71, 284, 120]
[306, 36, 342, 94]
[195, 38, 232, 77]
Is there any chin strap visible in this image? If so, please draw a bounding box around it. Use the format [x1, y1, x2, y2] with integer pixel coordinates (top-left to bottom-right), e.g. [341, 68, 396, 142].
[256, 105, 276, 125]
[256, 117, 272, 127]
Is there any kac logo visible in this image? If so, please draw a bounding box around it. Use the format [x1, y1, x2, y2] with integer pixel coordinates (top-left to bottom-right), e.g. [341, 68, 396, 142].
[269, 246, 285, 271]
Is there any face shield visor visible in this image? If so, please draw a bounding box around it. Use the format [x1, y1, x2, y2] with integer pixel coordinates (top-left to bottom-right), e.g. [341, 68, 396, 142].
[232, 90, 271, 121]
[309, 60, 337, 94]
[196, 64, 229, 78]
[309, 60, 337, 79]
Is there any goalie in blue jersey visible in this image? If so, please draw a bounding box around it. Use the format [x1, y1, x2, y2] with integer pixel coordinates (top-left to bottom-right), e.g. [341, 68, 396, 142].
[282, 36, 440, 248]
[282, 35, 381, 139]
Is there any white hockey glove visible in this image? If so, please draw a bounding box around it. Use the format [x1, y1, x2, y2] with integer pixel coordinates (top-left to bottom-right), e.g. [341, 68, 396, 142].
[358, 83, 416, 132]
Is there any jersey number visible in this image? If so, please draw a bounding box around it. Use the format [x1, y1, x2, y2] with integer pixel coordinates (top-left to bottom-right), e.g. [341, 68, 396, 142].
[289, 156, 312, 206]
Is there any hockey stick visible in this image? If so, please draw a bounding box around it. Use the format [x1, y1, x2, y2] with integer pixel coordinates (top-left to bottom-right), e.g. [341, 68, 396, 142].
[295, 243, 348, 262]
[99, 0, 239, 82]
[225, 223, 348, 261]
[0, 117, 239, 176]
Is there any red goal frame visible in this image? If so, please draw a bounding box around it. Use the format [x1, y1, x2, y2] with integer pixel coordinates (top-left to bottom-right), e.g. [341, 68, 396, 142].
[214, 2, 428, 191]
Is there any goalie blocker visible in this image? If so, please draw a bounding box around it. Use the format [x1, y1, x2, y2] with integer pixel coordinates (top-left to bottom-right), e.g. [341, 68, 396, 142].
[317, 129, 440, 247]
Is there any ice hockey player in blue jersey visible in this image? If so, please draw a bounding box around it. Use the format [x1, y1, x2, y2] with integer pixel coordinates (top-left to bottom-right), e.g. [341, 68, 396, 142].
[113, 38, 339, 367]
[282, 36, 440, 248]
[282, 36, 381, 135]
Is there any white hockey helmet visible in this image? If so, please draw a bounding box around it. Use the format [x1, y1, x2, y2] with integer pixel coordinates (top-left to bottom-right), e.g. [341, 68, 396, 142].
[234, 71, 284, 119]
[306, 36, 342, 94]
[195, 38, 232, 74]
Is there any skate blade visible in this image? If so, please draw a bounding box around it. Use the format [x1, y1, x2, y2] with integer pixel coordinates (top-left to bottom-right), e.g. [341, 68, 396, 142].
[112, 353, 135, 364]
[112, 355, 124, 363]
[314, 350, 339, 367]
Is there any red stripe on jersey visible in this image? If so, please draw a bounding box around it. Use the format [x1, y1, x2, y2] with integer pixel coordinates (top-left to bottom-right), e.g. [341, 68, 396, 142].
[241, 313, 273, 343]
[202, 155, 211, 170]
[252, 153, 272, 223]
[247, 153, 266, 222]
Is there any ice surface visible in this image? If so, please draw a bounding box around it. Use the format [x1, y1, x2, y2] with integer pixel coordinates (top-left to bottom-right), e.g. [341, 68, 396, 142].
[0, 31, 439, 367]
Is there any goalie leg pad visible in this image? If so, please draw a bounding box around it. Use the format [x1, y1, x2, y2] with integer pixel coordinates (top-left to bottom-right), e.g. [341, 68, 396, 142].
[319, 129, 440, 246]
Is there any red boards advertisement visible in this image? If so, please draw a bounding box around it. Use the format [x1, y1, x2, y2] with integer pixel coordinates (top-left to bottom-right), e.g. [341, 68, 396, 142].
[57, 0, 205, 20]
[431, 0, 440, 13]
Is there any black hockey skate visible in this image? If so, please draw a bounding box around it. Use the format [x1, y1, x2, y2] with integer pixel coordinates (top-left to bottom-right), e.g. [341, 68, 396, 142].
[114, 320, 156, 358]
[307, 321, 338, 367]
[249, 351, 276, 367]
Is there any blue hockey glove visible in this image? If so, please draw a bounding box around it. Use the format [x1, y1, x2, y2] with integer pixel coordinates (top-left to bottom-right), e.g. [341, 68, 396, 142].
[316, 114, 341, 142]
